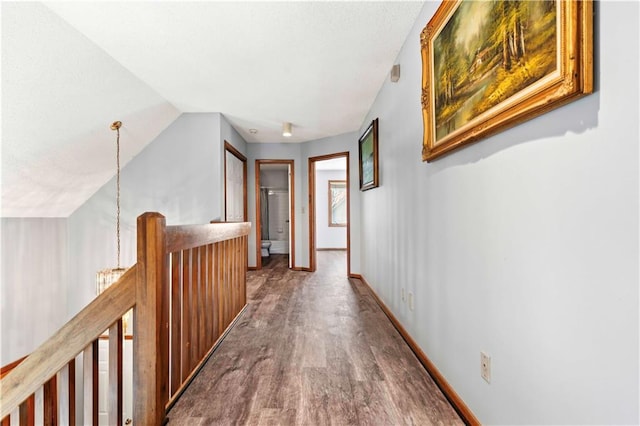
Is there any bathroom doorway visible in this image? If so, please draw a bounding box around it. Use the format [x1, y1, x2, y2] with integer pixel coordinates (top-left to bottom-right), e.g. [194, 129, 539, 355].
[255, 160, 295, 270]
[308, 152, 350, 275]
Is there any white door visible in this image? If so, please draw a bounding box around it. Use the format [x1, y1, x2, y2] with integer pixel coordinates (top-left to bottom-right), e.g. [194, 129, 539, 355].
[225, 151, 244, 222]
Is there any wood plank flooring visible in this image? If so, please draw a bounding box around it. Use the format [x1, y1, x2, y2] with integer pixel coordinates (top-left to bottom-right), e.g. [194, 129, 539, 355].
[167, 252, 463, 425]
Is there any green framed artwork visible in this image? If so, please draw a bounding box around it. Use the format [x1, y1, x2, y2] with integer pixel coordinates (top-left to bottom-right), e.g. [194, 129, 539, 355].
[421, 0, 593, 161]
[358, 118, 379, 191]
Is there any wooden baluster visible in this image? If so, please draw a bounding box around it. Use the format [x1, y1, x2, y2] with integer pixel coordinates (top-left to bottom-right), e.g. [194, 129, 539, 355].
[108, 319, 123, 425]
[230, 238, 236, 317]
[83, 341, 98, 426]
[231, 239, 237, 322]
[198, 246, 207, 359]
[162, 240, 170, 409]
[212, 243, 220, 341]
[1, 415, 9, 426]
[43, 374, 57, 426]
[170, 251, 183, 398]
[220, 240, 227, 330]
[226, 239, 232, 328]
[217, 241, 225, 334]
[234, 238, 239, 315]
[224, 240, 229, 331]
[190, 247, 199, 370]
[228, 239, 232, 325]
[241, 235, 248, 306]
[18, 394, 34, 426]
[187, 248, 199, 374]
[235, 237, 241, 313]
[181, 248, 192, 383]
[202, 245, 210, 350]
[237, 237, 242, 308]
[206, 243, 215, 348]
[135, 212, 169, 426]
[236, 237, 241, 313]
[67, 359, 75, 426]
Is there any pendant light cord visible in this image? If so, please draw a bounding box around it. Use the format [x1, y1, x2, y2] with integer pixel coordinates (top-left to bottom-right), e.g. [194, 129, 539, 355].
[115, 124, 121, 269]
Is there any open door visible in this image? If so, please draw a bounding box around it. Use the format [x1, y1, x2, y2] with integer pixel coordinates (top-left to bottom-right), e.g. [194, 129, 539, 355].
[224, 141, 247, 222]
[255, 159, 295, 270]
[308, 152, 350, 275]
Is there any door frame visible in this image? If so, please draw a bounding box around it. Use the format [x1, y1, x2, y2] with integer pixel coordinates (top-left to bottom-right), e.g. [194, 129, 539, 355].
[224, 141, 248, 222]
[308, 152, 350, 275]
[255, 159, 295, 270]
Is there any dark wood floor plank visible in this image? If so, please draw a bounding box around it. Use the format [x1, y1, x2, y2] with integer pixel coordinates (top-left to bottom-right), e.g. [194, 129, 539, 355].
[257, 408, 297, 426]
[351, 378, 403, 425]
[167, 252, 462, 425]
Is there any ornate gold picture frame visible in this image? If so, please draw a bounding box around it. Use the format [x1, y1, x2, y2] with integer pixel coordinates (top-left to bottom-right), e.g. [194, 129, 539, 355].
[421, 0, 593, 162]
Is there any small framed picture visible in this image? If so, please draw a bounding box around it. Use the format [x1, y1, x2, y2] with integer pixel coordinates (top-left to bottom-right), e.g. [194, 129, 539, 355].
[359, 118, 379, 191]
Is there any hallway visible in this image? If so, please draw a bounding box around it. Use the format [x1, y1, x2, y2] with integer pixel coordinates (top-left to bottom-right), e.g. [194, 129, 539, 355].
[167, 252, 462, 425]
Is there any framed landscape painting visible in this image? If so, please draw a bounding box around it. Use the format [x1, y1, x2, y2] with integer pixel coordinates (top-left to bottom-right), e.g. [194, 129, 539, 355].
[421, 0, 593, 162]
[359, 118, 379, 191]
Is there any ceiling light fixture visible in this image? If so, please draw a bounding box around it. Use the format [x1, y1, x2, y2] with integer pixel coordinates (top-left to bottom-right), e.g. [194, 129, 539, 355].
[96, 121, 128, 296]
[282, 122, 292, 138]
[249, 128, 258, 134]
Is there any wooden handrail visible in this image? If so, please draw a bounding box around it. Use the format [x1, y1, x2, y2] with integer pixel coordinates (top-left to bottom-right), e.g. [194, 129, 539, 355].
[0, 356, 27, 379]
[1, 213, 251, 425]
[166, 222, 251, 253]
[0, 265, 137, 418]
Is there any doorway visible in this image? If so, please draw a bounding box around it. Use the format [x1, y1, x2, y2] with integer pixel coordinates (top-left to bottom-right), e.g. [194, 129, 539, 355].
[224, 141, 247, 222]
[255, 160, 295, 270]
[308, 152, 350, 275]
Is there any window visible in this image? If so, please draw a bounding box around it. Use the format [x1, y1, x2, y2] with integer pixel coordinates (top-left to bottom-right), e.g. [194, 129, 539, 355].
[328, 180, 347, 227]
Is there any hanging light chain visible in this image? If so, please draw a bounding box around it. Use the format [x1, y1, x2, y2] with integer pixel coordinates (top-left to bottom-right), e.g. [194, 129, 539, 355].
[111, 121, 122, 269]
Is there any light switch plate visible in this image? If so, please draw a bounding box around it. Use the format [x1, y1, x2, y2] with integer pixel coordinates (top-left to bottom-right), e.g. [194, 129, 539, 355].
[481, 351, 491, 383]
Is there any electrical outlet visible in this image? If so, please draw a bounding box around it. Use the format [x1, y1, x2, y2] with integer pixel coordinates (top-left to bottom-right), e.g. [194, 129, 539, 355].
[408, 292, 414, 311]
[480, 351, 491, 383]
[401, 288, 406, 302]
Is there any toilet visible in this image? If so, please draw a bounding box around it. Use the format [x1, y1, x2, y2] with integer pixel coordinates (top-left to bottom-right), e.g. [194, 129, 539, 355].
[261, 240, 272, 257]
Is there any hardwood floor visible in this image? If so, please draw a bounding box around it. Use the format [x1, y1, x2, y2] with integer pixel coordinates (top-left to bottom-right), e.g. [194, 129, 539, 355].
[167, 252, 462, 425]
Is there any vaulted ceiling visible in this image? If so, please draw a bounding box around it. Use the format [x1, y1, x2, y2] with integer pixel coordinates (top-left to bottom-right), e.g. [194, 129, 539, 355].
[1, 1, 424, 217]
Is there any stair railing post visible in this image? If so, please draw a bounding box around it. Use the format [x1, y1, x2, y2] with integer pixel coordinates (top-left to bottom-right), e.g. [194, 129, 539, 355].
[134, 212, 169, 425]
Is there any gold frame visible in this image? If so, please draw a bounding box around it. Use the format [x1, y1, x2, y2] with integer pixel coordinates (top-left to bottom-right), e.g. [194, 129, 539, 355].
[328, 180, 347, 227]
[421, 0, 593, 162]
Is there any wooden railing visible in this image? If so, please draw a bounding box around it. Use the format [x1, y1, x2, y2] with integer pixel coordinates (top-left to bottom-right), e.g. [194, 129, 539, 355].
[0, 212, 250, 425]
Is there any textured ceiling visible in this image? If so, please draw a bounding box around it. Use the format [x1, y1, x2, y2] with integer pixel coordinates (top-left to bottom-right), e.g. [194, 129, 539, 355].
[1, 1, 423, 217]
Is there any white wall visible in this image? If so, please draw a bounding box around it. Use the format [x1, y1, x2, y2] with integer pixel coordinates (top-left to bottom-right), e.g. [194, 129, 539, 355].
[67, 113, 232, 318]
[358, 2, 639, 424]
[1, 218, 68, 364]
[260, 169, 288, 189]
[1, 2, 181, 218]
[0, 113, 248, 366]
[315, 170, 347, 249]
